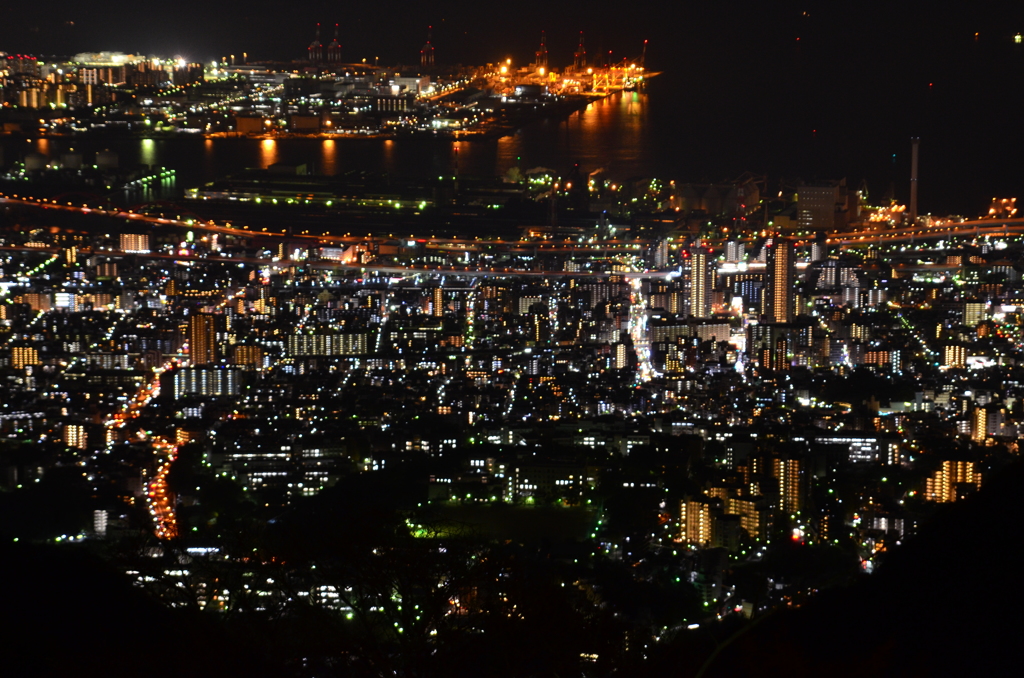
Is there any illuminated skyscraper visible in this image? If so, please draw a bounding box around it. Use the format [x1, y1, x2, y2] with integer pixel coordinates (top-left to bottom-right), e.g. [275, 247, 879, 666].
[764, 238, 794, 323]
[432, 287, 444, 317]
[189, 314, 217, 365]
[685, 246, 712, 318]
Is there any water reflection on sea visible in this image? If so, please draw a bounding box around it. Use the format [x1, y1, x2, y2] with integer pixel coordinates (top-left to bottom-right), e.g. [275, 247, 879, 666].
[1, 89, 663, 201]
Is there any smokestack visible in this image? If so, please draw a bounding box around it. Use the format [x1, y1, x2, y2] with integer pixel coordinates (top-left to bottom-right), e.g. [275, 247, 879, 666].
[909, 137, 920, 223]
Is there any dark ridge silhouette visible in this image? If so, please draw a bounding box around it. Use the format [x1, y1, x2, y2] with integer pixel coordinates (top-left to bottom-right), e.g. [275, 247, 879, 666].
[2, 540, 272, 677]
[694, 459, 1024, 677]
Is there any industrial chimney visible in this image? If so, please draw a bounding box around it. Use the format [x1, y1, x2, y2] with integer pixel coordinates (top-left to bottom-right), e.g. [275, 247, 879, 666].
[909, 137, 919, 224]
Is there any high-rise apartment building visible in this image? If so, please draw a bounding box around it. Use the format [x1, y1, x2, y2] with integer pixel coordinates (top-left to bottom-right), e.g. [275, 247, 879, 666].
[764, 238, 794, 323]
[679, 497, 714, 547]
[233, 344, 264, 368]
[120, 233, 150, 253]
[971, 408, 988, 443]
[685, 246, 712, 318]
[725, 495, 770, 542]
[173, 366, 240, 398]
[432, 287, 444, 317]
[943, 345, 967, 369]
[286, 333, 367, 356]
[963, 302, 987, 327]
[64, 424, 88, 449]
[725, 239, 745, 263]
[11, 345, 40, 369]
[925, 460, 982, 503]
[188, 314, 217, 365]
[772, 457, 803, 515]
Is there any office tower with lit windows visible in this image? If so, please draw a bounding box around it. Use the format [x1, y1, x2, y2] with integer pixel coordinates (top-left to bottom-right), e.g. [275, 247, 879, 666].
[764, 238, 794, 323]
[188, 314, 217, 365]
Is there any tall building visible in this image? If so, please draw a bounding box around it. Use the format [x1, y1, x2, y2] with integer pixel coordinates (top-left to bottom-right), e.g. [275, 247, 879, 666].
[286, 333, 367, 356]
[797, 180, 847, 231]
[764, 238, 794, 323]
[173, 366, 240, 399]
[971, 407, 988, 443]
[679, 497, 714, 547]
[963, 302, 987, 327]
[725, 495, 770, 542]
[120, 233, 150, 253]
[925, 460, 982, 503]
[772, 457, 803, 515]
[233, 344, 264, 368]
[943, 344, 967, 369]
[614, 342, 628, 369]
[11, 345, 40, 369]
[188, 314, 217, 365]
[24, 293, 51, 311]
[810, 237, 827, 262]
[725, 238, 745, 263]
[685, 246, 712, 318]
[432, 287, 444, 317]
[64, 424, 87, 449]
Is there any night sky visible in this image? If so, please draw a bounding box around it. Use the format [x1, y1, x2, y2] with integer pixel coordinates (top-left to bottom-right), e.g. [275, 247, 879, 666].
[2, 3, 1020, 71]
[3, 2, 1024, 214]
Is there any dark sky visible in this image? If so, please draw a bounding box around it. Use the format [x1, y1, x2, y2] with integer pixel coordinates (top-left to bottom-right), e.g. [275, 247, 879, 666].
[1, 2, 1018, 66]
[3, 2, 1023, 213]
